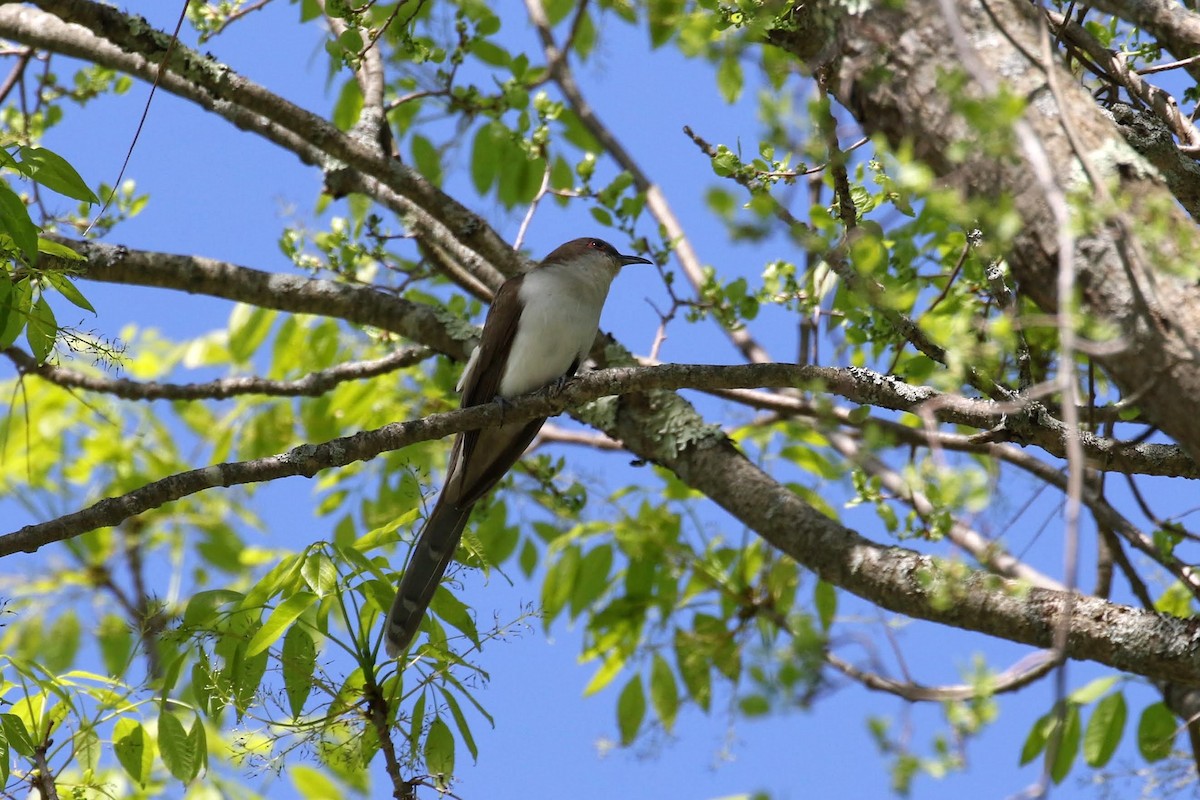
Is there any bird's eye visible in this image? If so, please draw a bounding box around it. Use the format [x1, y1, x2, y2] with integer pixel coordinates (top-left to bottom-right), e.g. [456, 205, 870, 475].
[588, 240, 600, 249]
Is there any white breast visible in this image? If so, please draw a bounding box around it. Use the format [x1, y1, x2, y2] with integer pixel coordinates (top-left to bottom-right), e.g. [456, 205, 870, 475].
[498, 254, 616, 397]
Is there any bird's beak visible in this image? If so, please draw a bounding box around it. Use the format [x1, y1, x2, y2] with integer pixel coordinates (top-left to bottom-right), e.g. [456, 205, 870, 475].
[618, 252, 654, 267]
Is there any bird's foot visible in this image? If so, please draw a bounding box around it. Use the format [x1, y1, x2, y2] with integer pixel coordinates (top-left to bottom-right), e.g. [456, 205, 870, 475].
[547, 373, 574, 395]
[494, 394, 513, 423]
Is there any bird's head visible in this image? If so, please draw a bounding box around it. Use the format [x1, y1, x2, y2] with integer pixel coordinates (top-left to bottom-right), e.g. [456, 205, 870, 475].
[542, 237, 654, 277]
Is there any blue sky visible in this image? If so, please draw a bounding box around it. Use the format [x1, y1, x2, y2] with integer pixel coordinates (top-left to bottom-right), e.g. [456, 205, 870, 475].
[6, 2, 1183, 798]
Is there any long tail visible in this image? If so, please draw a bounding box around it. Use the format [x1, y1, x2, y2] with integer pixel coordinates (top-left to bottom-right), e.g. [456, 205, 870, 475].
[384, 494, 475, 657]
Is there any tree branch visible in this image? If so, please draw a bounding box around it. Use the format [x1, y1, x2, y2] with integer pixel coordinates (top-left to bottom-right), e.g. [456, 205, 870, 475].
[40, 236, 473, 359]
[4, 344, 432, 400]
[827, 648, 1060, 702]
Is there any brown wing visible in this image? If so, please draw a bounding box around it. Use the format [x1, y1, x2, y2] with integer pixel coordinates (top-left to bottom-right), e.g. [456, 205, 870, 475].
[441, 274, 533, 507]
[460, 274, 523, 408]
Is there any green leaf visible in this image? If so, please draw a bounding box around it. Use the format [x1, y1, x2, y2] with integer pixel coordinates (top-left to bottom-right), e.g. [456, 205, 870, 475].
[17, 145, 99, 203]
[43, 270, 95, 313]
[0, 277, 29, 348]
[0, 181, 36, 264]
[424, 716, 455, 777]
[1019, 710, 1053, 765]
[1084, 692, 1126, 768]
[1069, 676, 1120, 706]
[291, 764, 343, 800]
[429, 586, 479, 647]
[1, 714, 33, 758]
[98, 614, 134, 676]
[246, 592, 316, 657]
[187, 713, 207, 778]
[583, 653, 625, 697]
[183, 589, 244, 627]
[113, 718, 153, 787]
[469, 38, 510, 67]
[649, 655, 679, 732]
[282, 625, 317, 718]
[1137, 702, 1176, 762]
[716, 54, 743, 103]
[411, 134, 442, 184]
[73, 727, 100, 772]
[230, 640, 270, 719]
[228, 304, 275, 364]
[438, 686, 479, 762]
[616, 674, 645, 746]
[674, 629, 712, 712]
[569, 544, 612, 617]
[739, 693, 770, 717]
[813, 580, 836, 630]
[1154, 580, 1192, 618]
[1049, 704, 1080, 784]
[301, 552, 338, 596]
[35, 237, 85, 261]
[42, 612, 80, 673]
[470, 122, 506, 194]
[332, 77, 363, 132]
[25, 293, 55, 363]
[158, 712, 196, 783]
[337, 28, 363, 53]
[540, 544, 581, 625]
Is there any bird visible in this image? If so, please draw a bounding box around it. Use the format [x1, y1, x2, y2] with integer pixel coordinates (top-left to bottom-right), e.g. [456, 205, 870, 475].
[384, 237, 653, 657]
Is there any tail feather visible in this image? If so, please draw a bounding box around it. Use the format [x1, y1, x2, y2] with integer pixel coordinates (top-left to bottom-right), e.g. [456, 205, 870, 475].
[385, 496, 475, 657]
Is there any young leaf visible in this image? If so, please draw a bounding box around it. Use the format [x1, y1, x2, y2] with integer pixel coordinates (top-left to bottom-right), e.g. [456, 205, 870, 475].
[1137, 702, 1176, 762]
[0, 714, 34, 759]
[616, 674, 645, 746]
[246, 592, 317, 658]
[429, 586, 479, 647]
[814, 580, 836, 630]
[282, 626, 317, 718]
[291, 765, 343, 800]
[0, 277, 29, 348]
[569, 544, 612, 617]
[0, 182, 38, 263]
[424, 717, 455, 778]
[649, 655, 679, 732]
[411, 134, 442, 184]
[1019, 710, 1053, 765]
[438, 686, 479, 762]
[25, 294, 56, 363]
[43, 271, 95, 313]
[540, 544, 581, 626]
[157, 712, 195, 783]
[1048, 704, 1080, 784]
[1069, 675, 1120, 706]
[1084, 692, 1126, 767]
[187, 714, 207, 779]
[113, 718, 152, 787]
[35, 237, 85, 261]
[97, 614, 134, 676]
[676, 646, 712, 712]
[17, 145, 99, 203]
